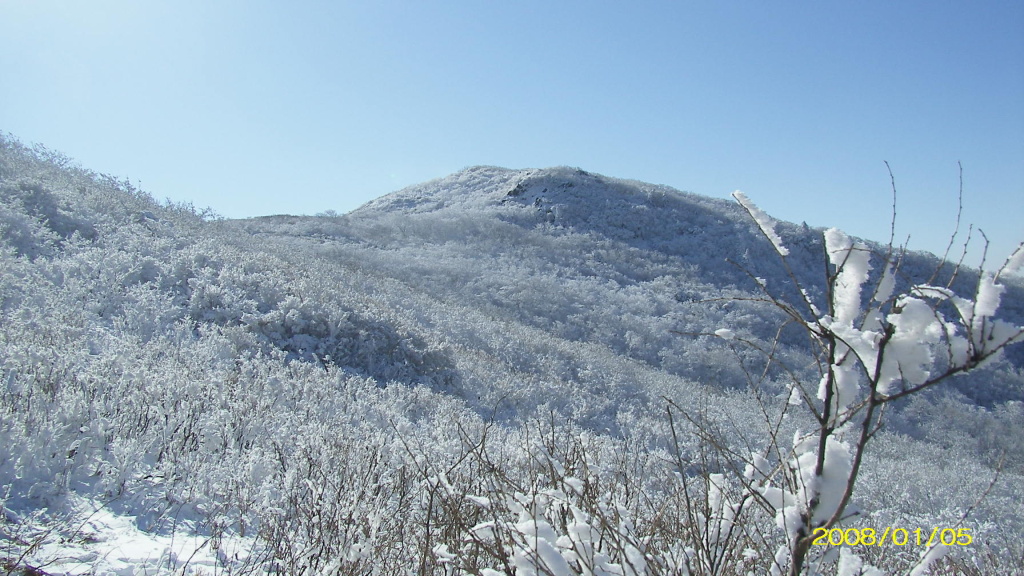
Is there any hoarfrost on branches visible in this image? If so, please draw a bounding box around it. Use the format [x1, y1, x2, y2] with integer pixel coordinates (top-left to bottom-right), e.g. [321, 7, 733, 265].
[715, 189, 1024, 576]
[732, 190, 790, 256]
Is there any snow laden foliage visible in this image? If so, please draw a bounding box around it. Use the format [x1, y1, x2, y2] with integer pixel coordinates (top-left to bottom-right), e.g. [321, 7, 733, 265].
[726, 192, 1024, 576]
[2, 133, 1024, 574]
[731, 191, 789, 257]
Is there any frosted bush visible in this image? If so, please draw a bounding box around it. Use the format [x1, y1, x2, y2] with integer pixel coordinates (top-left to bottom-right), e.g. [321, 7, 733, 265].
[726, 192, 1024, 576]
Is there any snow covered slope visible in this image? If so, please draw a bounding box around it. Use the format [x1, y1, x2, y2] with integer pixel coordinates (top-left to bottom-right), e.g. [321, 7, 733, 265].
[3, 137, 1024, 574]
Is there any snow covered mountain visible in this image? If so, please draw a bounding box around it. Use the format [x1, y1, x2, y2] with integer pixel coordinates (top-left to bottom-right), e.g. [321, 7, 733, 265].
[2, 135, 1023, 574]
[233, 164, 1024, 410]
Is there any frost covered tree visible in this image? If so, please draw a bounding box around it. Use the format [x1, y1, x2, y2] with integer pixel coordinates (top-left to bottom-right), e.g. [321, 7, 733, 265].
[717, 190, 1024, 576]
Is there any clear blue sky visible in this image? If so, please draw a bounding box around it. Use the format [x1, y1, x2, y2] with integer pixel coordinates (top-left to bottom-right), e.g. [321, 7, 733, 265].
[3, 1, 1022, 265]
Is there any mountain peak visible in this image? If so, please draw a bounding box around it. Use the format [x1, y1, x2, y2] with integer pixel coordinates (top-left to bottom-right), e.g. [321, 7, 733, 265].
[347, 165, 759, 251]
[353, 165, 725, 220]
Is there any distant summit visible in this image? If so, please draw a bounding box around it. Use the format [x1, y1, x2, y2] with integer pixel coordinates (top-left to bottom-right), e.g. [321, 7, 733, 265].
[352, 165, 750, 244]
[354, 165, 738, 218]
[343, 165, 815, 289]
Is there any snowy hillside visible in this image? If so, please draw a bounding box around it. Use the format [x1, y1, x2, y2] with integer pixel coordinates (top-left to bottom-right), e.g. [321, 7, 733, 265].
[2, 134, 1023, 574]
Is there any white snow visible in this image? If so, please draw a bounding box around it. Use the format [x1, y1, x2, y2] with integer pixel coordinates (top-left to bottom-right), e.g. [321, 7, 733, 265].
[1002, 242, 1024, 276]
[974, 273, 1004, 318]
[9, 496, 258, 575]
[732, 190, 790, 256]
[714, 328, 736, 340]
[824, 227, 871, 327]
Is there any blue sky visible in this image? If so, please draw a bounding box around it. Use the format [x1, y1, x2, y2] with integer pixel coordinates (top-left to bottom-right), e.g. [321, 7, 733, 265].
[2, 1, 1022, 265]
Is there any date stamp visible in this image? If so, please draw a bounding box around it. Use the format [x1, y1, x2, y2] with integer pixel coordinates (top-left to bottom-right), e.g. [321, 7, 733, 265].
[812, 527, 972, 547]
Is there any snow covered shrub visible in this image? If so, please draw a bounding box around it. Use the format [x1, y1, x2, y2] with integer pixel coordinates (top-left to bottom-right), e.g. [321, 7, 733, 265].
[392, 420, 659, 576]
[694, 191, 1024, 576]
[0, 181, 95, 260]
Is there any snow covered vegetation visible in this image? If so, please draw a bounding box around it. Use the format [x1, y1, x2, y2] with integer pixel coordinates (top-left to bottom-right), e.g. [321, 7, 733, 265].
[1, 132, 1023, 575]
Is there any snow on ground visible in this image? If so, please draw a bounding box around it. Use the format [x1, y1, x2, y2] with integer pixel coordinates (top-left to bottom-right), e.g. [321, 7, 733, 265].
[5, 496, 257, 575]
